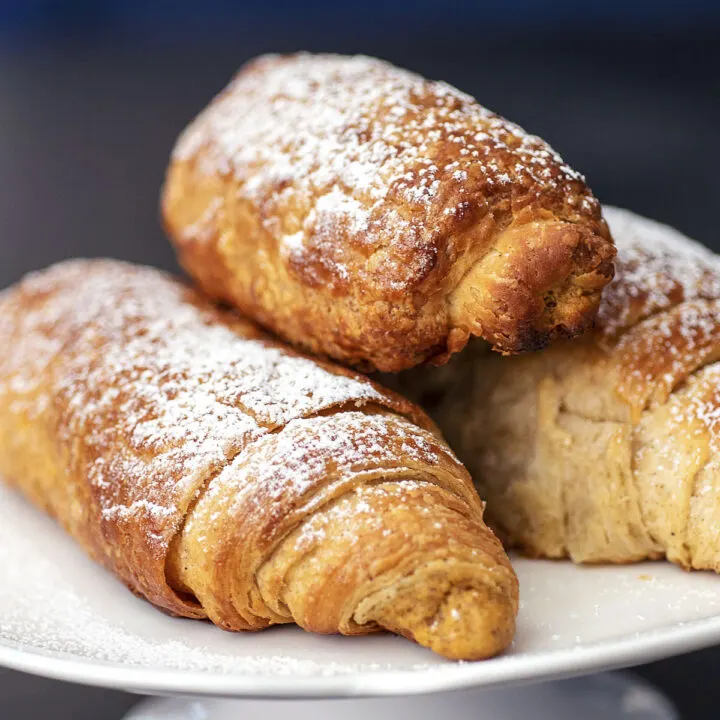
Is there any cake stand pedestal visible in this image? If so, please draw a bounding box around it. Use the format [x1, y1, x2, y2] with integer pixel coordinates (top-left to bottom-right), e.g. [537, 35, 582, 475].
[125, 672, 677, 720]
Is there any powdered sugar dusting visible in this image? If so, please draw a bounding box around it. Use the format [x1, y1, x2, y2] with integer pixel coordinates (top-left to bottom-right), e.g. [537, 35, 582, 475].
[616, 299, 720, 411]
[686, 370, 720, 438]
[290, 479, 437, 552]
[0, 260, 395, 565]
[594, 208, 720, 414]
[178, 52, 587, 198]
[667, 364, 720, 456]
[599, 207, 720, 337]
[188, 410, 446, 550]
[175, 53, 597, 290]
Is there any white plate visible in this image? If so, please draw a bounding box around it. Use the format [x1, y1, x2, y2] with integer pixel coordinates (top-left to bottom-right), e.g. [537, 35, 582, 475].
[1, 485, 720, 698]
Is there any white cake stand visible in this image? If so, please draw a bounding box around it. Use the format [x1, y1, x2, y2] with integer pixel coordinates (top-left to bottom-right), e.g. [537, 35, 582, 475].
[125, 673, 678, 719]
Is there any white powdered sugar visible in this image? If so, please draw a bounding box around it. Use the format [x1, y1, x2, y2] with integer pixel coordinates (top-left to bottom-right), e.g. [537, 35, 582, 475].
[174, 54, 594, 289]
[599, 209, 720, 469]
[600, 207, 720, 337]
[175, 53, 586, 203]
[597, 209, 720, 423]
[0, 260, 400, 560]
[182, 410, 446, 554]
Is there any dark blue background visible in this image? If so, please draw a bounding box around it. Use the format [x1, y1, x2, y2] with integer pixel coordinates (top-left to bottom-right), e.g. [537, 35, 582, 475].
[1, 0, 720, 38]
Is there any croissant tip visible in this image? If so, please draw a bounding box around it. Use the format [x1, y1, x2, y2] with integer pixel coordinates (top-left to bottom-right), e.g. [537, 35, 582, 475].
[357, 563, 518, 661]
[413, 584, 516, 661]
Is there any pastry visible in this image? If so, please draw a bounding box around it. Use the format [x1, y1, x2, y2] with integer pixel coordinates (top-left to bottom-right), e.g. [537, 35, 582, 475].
[0, 259, 518, 659]
[406, 207, 720, 570]
[162, 53, 615, 372]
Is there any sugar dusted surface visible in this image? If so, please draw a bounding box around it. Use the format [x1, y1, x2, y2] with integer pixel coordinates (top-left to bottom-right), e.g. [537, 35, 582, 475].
[2, 481, 720, 687]
[177, 54, 586, 209]
[0, 260, 398, 555]
[600, 207, 720, 337]
[599, 209, 720, 434]
[205, 411, 440, 508]
[175, 54, 597, 289]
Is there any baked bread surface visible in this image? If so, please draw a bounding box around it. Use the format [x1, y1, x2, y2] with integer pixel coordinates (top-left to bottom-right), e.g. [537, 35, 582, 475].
[415, 207, 720, 569]
[0, 259, 517, 660]
[163, 53, 615, 371]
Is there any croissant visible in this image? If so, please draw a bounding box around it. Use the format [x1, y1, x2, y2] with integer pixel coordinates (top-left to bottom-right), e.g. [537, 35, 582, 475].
[162, 53, 615, 372]
[405, 207, 720, 571]
[0, 259, 518, 660]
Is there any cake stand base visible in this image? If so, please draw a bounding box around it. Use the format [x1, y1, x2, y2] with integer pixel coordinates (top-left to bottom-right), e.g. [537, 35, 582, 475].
[124, 672, 677, 719]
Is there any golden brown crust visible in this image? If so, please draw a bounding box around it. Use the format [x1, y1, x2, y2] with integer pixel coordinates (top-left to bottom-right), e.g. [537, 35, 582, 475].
[0, 259, 517, 659]
[402, 207, 720, 571]
[162, 53, 615, 372]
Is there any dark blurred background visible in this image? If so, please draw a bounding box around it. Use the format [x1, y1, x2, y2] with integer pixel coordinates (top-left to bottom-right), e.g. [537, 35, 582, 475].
[0, 0, 718, 717]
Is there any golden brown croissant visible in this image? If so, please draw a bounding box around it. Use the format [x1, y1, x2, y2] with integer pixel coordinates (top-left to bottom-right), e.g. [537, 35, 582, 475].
[162, 53, 615, 372]
[404, 207, 720, 570]
[0, 259, 518, 660]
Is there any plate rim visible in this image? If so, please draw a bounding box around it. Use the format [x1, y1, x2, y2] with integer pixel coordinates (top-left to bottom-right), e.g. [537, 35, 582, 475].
[2, 614, 720, 698]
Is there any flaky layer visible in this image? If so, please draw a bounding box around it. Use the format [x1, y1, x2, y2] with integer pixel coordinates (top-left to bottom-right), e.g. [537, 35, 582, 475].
[163, 53, 614, 371]
[399, 207, 720, 571]
[0, 259, 517, 659]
